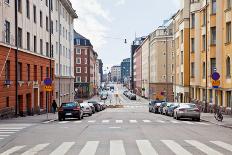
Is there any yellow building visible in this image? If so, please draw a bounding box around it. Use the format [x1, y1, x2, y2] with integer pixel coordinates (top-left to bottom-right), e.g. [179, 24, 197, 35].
[173, 0, 190, 103]
[190, 0, 232, 109]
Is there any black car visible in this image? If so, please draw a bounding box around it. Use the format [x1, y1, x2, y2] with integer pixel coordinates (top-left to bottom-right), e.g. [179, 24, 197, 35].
[159, 102, 167, 114]
[58, 102, 84, 121]
[88, 101, 101, 112]
[149, 100, 164, 113]
[129, 93, 137, 100]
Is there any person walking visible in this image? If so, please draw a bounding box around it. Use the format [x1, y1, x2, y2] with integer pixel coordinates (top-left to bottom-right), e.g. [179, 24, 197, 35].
[52, 100, 57, 114]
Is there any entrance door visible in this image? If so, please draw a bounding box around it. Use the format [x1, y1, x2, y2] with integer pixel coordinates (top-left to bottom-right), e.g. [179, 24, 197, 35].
[34, 88, 38, 114]
[26, 94, 31, 115]
[18, 95, 23, 116]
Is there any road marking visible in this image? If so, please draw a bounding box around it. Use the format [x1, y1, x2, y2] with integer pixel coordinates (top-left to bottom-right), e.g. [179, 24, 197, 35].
[74, 121, 82, 123]
[136, 140, 158, 155]
[109, 127, 121, 129]
[58, 121, 69, 124]
[143, 120, 151, 123]
[0, 130, 20, 132]
[88, 120, 96, 123]
[79, 141, 99, 155]
[49, 142, 75, 155]
[110, 140, 126, 155]
[116, 120, 123, 123]
[0, 138, 4, 140]
[210, 141, 232, 152]
[0, 132, 15, 134]
[130, 120, 137, 123]
[171, 120, 180, 124]
[0, 135, 10, 137]
[0, 145, 25, 155]
[185, 140, 223, 155]
[195, 122, 209, 126]
[182, 121, 194, 125]
[21, 143, 50, 155]
[102, 120, 110, 123]
[156, 120, 165, 123]
[162, 140, 192, 155]
[0, 127, 24, 130]
[43, 120, 55, 124]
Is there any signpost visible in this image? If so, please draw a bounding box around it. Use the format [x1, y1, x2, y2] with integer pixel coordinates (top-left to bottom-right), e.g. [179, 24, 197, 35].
[211, 72, 220, 89]
[44, 78, 53, 120]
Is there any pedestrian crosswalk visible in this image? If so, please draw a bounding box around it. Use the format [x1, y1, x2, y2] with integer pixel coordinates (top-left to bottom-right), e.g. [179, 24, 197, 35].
[45, 119, 211, 126]
[0, 124, 32, 142]
[1, 139, 232, 155]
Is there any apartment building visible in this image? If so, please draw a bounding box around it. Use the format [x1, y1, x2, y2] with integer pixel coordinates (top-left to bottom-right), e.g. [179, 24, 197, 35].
[149, 25, 174, 101]
[73, 32, 98, 98]
[190, 0, 232, 110]
[121, 58, 130, 84]
[141, 38, 149, 98]
[133, 46, 142, 95]
[172, 0, 190, 103]
[111, 66, 121, 82]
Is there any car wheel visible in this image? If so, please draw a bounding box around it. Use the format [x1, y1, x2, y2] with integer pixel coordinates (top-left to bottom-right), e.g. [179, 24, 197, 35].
[89, 113, 92, 116]
[196, 118, 200, 122]
[63, 117, 65, 121]
[58, 116, 62, 121]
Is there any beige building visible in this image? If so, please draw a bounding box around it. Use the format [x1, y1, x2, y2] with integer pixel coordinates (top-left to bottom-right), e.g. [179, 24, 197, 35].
[111, 66, 121, 82]
[172, 0, 190, 103]
[149, 25, 174, 101]
[190, 0, 232, 110]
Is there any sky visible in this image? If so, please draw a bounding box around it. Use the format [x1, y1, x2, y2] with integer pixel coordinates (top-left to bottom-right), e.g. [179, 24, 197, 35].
[70, 0, 180, 72]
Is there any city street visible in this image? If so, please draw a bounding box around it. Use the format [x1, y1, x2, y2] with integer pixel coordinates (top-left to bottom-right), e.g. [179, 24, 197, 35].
[0, 85, 232, 155]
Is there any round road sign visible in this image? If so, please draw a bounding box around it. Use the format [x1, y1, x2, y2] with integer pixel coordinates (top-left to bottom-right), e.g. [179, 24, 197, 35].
[211, 72, 220, 81]
[44, 78, 52, 85]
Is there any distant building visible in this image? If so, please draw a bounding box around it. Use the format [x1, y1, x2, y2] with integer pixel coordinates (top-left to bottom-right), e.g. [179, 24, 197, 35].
[98, 59, 103, 82]
[111, 66, 121, 82]
[73, 31, 98, 98]
[121, 58, 130, 83]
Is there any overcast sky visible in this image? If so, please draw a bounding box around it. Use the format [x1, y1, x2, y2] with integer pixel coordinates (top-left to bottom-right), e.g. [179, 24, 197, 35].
[70, 0, 180, 72]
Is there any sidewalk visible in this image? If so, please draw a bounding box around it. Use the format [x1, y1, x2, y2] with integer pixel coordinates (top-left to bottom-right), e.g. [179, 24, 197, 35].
[201, 113, 232, 129]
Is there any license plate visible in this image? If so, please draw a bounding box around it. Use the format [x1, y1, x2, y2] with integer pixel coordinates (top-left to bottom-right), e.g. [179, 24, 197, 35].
[65, 113, 72, 116]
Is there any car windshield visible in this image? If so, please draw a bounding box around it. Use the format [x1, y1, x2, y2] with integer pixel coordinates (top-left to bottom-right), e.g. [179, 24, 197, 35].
[61, 102, 77, 107]
[180, 104, 196, 108]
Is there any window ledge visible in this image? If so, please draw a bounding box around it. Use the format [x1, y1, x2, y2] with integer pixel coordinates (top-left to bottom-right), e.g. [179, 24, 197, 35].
[225, 8, 231, 13]
[225, 42, 231, 46]
[210, 13, 216, 16]
[210, 44, 216, 47]
[226, 76, 231, 79]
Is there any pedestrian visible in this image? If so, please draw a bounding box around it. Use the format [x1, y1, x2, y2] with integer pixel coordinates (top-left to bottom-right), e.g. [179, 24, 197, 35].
[52, 100, 57, 114]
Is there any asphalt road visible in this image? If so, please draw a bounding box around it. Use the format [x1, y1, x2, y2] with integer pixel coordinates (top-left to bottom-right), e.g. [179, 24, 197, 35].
[0, 84, 232, 155]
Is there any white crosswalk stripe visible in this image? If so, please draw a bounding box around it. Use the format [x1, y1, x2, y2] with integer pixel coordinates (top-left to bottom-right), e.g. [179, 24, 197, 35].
[58, 121, 70, 124]
[195, 122, 210, 125]
[102, 120, 110, 123]
[116, 120, 123, 123]
[88, 120, 96, 123]
[185, 140, 223, 155]
[162, 140, 192, 155]
[0, 132, 15, 134]
[143, 120, 151, 123]
[110, 140, 126, 155]
[210, 141, 232, 152]
[171, 120, 181, 124]
[79, 141, 99, 155]
[182, 121, 194, 125]
[0, 145, 25, 155]
[136, 140, 158, 155]
[156, 120, 165, 123]
[74, 121, 82, 123]
[21, 143, 50, 155]
[49, 142, 75, 155]
[130, 120, 137, 123]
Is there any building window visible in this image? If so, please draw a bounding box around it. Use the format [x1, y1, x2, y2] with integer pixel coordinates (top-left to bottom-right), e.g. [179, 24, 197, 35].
[85, 67, 87, 73]
[212, 0, 216, 14]
[227, 91, 232, 107]
[181, 72, 183, 85]
[5, 20, 10, 44]
[27, 64, 30, 81]
[85, 58, 87, 64]
[18, 0, 22, 13]
[202, 10, 206, 26]
[5, 60, 10, 80]
[51, 20, 53, 34]
[202, 35, 206, 51]
[46, 16, 49, 31]
[40, 39, 43, 54]
[76, 58, 81, 64]
[226, 22, 231, 43]
[27, 32, 30, 50]
[51, 0, 53, 10]
[46, 67, 49, 78]
[180, 30, 183, 43]
[26, 0, 30, 19]
[227, 0, 231, 9]
[34, 35, 37, 52]
[210, 58, 216, 74]
[34, 65, 37, 81]
[76, 67, 81, 73]
[191, 13, 195, 28]
[40, 66, 43, 81]
[6, 97, 9, 107]
[76, 48, 81, 54]
[18, 62, 22, 81]
[56, 20, 58, 32]
[211, 27, 216, 45]
[191, 38, 195, 52]
[76, 76, 81, 82]
[18, 27, 22, 48]
[46, 42, 49, 57]
[40, 11, 43, 27]
[46, 0, 48, 6]
[181, 51, 183, 64]
[33, 5, 36, 23]
[226, 56, 231, 78]
[203, 62, 206, 79]
[191, 62, 195, 78]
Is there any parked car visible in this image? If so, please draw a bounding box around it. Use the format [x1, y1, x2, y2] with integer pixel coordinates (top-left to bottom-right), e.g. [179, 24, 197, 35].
[99, 102, 107, 110]
[158, 102, 167, 114]
[162, 102, 174, 115]
[100, 94, 107, 100]
[126, 91, 132, 98]
[173, 103, 200, 121]
[80, 103, 92, 116]
[149, 100, 163, 113]
[88, 101, 101, 112]
[129, 93, 137, 100]
[123, 90, 128, 96]
[166, 103, 179, 116]
[87, 103, 95, 114]
[58, 102, 84, 121]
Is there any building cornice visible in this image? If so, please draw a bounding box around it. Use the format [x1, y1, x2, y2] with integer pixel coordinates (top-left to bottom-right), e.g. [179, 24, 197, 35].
[60, 0, 78, 18]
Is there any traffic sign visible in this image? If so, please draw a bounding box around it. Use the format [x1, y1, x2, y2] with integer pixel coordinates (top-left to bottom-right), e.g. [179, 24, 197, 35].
[212, 80, 220, 88]
[211, 72, 220, 81]
[44, 85, 53, 92]
[44, 78, 52, 85]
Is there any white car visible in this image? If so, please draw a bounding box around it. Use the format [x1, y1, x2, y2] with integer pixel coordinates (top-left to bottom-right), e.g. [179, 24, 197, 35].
[80, 103, 93, 116]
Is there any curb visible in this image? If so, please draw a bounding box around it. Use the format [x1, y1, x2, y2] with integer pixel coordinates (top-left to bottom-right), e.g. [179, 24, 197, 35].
[201, 118, 232, 129]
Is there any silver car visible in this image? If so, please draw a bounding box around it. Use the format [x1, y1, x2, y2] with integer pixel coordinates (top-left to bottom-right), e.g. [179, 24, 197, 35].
[173, 103, 200, 121]
[80, 103, 93, 116]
